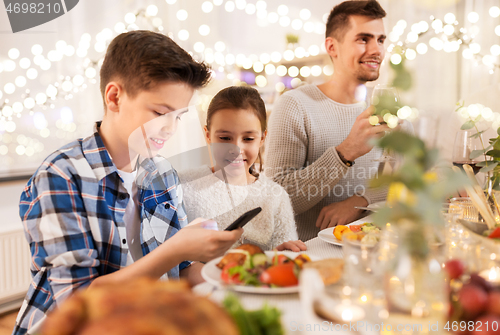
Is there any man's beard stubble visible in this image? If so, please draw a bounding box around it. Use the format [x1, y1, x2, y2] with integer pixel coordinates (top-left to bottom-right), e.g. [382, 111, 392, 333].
[356, 69, 380, 82]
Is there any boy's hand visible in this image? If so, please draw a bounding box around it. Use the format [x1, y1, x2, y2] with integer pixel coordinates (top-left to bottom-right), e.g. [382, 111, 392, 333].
[275, 240, 307, 252]
[174, 219, 243, 262]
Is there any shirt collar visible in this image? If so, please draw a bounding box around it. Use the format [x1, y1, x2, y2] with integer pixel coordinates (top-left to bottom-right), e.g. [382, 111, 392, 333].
[81, 121, 119, 181]
[136, 156, 162, 189]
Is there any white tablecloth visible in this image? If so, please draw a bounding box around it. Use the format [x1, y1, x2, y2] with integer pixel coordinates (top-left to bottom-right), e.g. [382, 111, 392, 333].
[193, 237, 344, 335]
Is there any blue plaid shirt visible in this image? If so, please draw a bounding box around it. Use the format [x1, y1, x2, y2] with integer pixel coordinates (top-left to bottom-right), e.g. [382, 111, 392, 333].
[13, 123, 189, 335]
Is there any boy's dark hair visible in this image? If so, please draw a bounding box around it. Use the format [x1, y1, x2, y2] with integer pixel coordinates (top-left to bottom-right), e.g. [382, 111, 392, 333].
[325, 0, 386, 42]
[206, 86, 267, 176]
[100, 30, 211, 107]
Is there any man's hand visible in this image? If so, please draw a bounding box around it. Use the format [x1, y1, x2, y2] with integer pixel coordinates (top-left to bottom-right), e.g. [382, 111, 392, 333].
[315, 196, 368, 230]
[173, 218, 243, 263]
[336, 106, 392, 162]
[275, 240, 307, 252]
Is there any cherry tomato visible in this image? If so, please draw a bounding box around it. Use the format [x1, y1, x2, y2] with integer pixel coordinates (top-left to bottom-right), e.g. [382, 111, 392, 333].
[220, 262, 243, 284]
[349, 225, 362, 233]
[259, 263, 298, 287]
[272, 254, 291, 265]
[488, 227, 500, 239]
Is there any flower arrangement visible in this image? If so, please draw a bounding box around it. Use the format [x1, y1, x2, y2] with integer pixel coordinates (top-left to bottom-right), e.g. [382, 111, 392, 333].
[370, 131, 469, 258]
[455, 101, 500, 184]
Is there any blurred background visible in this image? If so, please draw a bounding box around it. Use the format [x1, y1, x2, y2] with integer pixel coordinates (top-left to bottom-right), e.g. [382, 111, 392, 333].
[0, 0, 499, 313]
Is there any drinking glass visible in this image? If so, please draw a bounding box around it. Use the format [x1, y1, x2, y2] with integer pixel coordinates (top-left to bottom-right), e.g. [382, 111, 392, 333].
[452, 129, 484, 175]
[381, 223, 449, 334]
[371, 85, 401, 171]
[441, 202, 465, 260]
[342, 236, 384, 303]
[371, 85, 401, 117]
[448, 198, 483, 271]
[341, 235, 387, 326]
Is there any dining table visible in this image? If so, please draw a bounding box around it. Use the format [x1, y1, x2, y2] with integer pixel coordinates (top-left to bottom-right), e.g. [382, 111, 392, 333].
[193, 237, 357, 335]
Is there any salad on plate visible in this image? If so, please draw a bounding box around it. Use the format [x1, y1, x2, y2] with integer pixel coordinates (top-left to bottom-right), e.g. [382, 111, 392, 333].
[333, 222, 381, 245]
[216, 244, 311, 288]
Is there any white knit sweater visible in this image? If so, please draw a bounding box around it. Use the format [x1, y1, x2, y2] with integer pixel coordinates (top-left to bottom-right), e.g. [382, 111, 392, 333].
[177, 166, 298, 250]
[265, 84, 387, 241]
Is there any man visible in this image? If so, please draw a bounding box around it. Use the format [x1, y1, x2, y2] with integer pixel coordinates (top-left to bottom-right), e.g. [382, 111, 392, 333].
[265, 0, 391, 241]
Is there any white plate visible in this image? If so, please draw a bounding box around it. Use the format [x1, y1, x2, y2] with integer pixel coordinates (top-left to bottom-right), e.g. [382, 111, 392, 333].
[201, 251, 306, 294]
[317, 216, 374, 246]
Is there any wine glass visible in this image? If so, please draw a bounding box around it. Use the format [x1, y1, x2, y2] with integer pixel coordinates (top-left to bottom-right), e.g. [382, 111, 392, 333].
[452, 129, 484, 175]
[371, 85, 401, 117]
[371, 85, 401, 173]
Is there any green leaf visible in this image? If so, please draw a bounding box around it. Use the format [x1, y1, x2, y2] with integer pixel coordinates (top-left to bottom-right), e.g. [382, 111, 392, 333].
[469, 130, 486, 139]
[470, 150, 485, 160]
[377, 131, 426, 157]
[486, 150, 500, 158]
[476, 161, 489, 167]
[223, 295, 284, 335]
[480, 162, 499, 173]
[497, 128, 500, 136]
[461, 121, 475, 130]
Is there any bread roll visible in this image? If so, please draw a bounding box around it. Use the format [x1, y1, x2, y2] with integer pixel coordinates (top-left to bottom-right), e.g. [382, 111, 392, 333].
[303, 258, 344, 285]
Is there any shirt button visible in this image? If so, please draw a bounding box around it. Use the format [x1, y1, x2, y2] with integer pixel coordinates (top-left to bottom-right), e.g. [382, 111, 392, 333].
[164, 203, 170, 209]
[119, 193, 127, 200]
[122, 239, 126, 244]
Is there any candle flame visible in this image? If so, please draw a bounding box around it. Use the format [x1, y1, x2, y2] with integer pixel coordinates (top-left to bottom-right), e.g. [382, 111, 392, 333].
[489, 267, 499, 281]
[342, 309, 353, 321]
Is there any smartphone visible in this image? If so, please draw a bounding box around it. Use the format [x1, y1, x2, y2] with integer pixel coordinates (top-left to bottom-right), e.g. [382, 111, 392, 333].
[224, 207, 262, 231]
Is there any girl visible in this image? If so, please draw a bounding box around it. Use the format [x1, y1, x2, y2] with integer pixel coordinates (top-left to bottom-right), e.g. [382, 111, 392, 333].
[178, 86, 306, 251]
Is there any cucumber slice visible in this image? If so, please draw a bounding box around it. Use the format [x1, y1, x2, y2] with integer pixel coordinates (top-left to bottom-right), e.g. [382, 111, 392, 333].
[251, 253, 268, 267]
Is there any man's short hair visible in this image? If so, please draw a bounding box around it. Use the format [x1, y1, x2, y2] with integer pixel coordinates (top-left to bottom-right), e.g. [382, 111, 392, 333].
[100, 30, 211, 106]
[325, 0, 386, 42]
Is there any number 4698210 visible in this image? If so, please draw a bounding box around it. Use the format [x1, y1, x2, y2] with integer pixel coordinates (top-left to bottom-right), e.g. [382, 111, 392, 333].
[6, 2, 61, 14]
[445, 320, 499, 332]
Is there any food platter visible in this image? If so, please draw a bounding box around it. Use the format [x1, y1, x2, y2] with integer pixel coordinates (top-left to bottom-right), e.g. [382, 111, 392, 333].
[317, 217, 374, 246]
[201, 251, 308, 294]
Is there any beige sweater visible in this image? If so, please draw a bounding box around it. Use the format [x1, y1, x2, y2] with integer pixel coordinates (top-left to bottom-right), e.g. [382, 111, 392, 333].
[178, 166, 298, 250]
[264, 84, 387, 241]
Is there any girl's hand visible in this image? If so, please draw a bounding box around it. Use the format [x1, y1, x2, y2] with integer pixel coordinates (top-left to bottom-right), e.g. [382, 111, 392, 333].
[275, 240, 307, 252]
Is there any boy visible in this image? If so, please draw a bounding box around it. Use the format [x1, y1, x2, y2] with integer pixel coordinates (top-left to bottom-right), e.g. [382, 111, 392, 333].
[13, 30, 242, 335]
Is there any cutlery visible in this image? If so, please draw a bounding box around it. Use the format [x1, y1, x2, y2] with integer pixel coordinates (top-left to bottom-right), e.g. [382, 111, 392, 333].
[354, 206, 377, 212]
[452, 165, 496, 230]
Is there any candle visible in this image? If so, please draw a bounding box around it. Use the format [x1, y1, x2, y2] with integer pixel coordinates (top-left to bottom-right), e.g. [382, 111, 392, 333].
[332, 304, 366, 322]
[479, 267, 500, 286]
[315, 298, 366, 323]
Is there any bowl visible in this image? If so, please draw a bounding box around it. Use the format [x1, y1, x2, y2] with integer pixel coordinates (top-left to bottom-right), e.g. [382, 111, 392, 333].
[457, 218, 500, 252]
[457, 218, 489, 235]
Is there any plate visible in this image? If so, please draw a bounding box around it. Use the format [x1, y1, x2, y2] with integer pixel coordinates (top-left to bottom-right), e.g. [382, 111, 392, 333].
[457, 218, 500, 251]
[368, 202, 385, 210]
[317, 216, 374, 246]
[201, 250, 307, 294]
